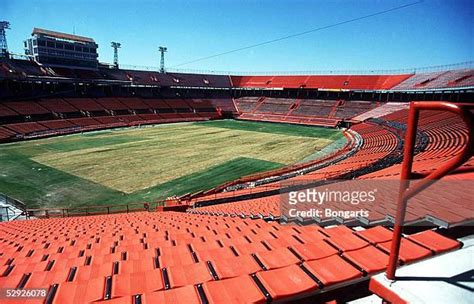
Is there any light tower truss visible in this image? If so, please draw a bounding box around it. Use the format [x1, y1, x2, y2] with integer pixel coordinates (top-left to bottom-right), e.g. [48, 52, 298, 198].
[0, 21, 11, 58]
[111, 42, 121, 68]
[159, 46, 167, 73]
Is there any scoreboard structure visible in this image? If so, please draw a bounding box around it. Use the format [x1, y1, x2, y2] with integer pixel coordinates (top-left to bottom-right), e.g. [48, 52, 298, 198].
[24, 27, 99, 69]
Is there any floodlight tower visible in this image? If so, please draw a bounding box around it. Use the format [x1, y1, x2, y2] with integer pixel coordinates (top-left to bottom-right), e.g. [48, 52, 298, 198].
[158, 46, 167, 73]
[0, 21, 11, 58]
[111, 42, 121, 68]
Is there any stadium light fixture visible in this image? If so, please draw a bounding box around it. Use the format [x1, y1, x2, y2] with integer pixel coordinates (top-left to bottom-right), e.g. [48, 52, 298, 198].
[0, 21, 11, 58]
[111, 42, 121, 68]
[159, 46, 167, 73]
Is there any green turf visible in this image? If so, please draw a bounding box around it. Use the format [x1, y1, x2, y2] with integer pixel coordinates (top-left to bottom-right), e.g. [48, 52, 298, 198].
[134, 157, 283, 202]
[198, 119, 342, 139]
[42, 135, 147, 152]
[0, 120, 343, 208]
[0, 149, 123, 209]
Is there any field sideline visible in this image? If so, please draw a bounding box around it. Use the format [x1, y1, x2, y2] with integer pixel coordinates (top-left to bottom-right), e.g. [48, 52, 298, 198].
[0, 120, 343, 208]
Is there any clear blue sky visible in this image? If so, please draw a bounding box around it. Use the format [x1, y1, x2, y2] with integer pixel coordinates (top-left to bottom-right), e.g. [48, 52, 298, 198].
[2, 0, 473, 72]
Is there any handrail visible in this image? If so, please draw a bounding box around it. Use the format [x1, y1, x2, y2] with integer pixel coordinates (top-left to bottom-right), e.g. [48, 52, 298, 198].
[0, 206, 11, 221]
[117, 60, 474, 76]
[1, 193, 27, 211]
[0, 205, 26, 222]
[386, 101, 474, 280]
[25, 200, 167, 219]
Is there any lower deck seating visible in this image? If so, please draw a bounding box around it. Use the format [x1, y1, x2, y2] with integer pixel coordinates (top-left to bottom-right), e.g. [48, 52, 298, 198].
[93, 116, 128, 128]
[67, 117, 102, 127]
[3, 101, 50, 115]
[301, 122, 399, 178]
[239, 112, 339, 127]
[138, 114, 162, 122]
[38, 99, 79, 113]
[234, 97, 260, 112]
[116, 97, 150, 109]
[39, 119, 77, 130]
[235, 98, 380, 127]
[96, 98, 130, 111]
[198, 112, 221, 119]
[352, 102, 409, 121]
[65, 98, 105, 112]
[209, 98, 238, 113]
[114, 115, 144, 123]
[360, 109, 474, 179]
[4, 122, 49, 134]
[292, 100, 335, 117]
[0, 98, 225, 141]
[0, 104, 19, 117]
[0, 126, 17, 140]
[0, 212, 460, 303]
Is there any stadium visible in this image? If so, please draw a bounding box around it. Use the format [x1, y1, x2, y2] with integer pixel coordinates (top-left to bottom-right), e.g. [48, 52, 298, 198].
[0, 1, 473, 303]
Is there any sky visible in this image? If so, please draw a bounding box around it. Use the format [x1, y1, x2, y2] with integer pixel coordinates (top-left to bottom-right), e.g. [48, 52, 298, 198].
[1, 0, 473, 73]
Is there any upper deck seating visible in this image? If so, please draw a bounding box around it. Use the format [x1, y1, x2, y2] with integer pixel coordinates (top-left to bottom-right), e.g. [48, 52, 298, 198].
[231, 74, 412, 90]
[392, 69, 474, 90]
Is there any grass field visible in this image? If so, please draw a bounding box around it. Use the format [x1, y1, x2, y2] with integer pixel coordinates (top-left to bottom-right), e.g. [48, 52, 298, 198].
[0, 120, 343, 208]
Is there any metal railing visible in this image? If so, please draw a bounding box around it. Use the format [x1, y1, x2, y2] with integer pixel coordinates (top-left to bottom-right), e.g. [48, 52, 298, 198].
[386, 101, 474, 280]
[25, 200, 167, 219]
[117, 61, 474, 76]
[1, 193, 26, 211]
[0, 206, 19, 221]
[0, 193, 27, 221]
[191, 184, 281, 205]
